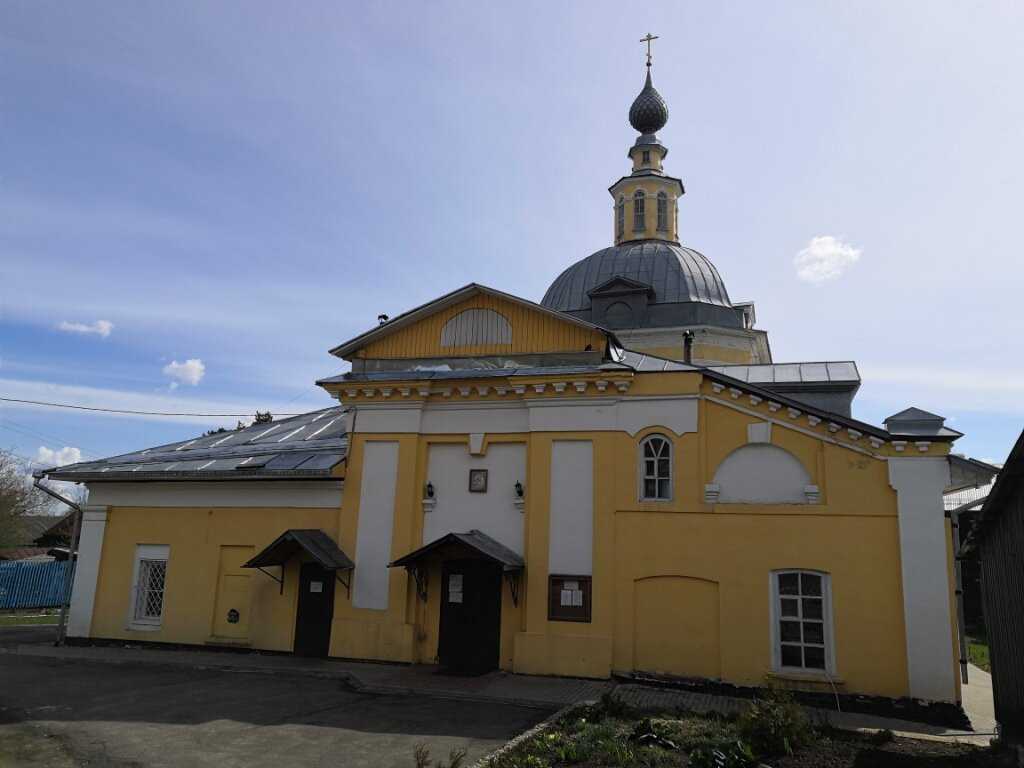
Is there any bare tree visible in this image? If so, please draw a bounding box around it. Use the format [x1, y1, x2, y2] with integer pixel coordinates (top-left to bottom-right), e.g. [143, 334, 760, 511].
[0, 449, 55, 550]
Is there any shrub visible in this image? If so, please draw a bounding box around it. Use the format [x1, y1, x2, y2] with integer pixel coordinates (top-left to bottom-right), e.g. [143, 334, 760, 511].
[736, 688, 814, 757]
[689, 741, 759, 768]
[867, 728, 895, 745]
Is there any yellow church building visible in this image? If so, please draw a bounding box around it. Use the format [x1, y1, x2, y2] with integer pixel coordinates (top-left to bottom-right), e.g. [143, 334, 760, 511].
[45, 57, 983, 706]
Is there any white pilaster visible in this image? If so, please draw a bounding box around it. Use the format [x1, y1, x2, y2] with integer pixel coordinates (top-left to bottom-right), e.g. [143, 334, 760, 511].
[352, 442, 399, 611]
[888, 458, 956, 702]
[68, 506, 108, 639]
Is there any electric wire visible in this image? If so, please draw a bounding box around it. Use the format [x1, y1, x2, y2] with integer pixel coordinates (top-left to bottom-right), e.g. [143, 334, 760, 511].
[0, 397, 302, 418]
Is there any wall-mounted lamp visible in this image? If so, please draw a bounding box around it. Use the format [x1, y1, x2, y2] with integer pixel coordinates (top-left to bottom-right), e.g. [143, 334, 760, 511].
[425, 482, 435, 499]
[514, 481, 524, 499]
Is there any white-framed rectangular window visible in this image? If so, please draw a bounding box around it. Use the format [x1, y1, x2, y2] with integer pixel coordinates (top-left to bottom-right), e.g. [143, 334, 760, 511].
[770, 569, 834, 674]
[129, 544, 168, 630]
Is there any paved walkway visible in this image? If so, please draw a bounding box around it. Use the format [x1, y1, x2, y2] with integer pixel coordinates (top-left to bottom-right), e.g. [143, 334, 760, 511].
[13, 641, 996, 745]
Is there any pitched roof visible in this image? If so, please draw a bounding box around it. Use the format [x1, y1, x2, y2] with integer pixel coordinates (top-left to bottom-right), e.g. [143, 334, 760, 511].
[389, 530, 523, 572]
[328, 283, 619, 359]
[42, 407, 347, 483]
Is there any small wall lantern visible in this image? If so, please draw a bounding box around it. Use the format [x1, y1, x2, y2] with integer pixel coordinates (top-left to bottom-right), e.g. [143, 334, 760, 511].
[514, 481, 524, 499]
[513, 480, 525, 513]
[422, 481, 436, 514]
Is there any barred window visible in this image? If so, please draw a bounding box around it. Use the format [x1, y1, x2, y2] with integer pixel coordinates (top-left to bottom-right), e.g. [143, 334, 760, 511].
[657, 191, 668, 231]
[772, 570, 832, 673]
[617, 196, 625, 237]
[632, 191, 646, 232]
[639, 434, 672, 501]
[130, 544, 168, 629]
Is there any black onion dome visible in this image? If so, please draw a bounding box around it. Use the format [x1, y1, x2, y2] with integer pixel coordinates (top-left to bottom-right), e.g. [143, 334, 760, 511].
[628, 70, 669, 135]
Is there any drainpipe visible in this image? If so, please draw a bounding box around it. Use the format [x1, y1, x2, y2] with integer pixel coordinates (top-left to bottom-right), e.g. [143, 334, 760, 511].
[948, 497, 986, 686]
[683, 331, 694, 365]
[32, 472, 83, 646]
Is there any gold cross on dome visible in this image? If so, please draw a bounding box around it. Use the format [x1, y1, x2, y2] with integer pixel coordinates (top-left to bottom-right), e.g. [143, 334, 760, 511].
[640, 33, 659, 67]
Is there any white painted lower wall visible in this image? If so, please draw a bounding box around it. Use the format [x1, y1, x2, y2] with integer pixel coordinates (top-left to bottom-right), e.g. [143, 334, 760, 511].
[352, 442, 399, 611]
[549, 441, 593, 574]
[423, 442, 525, 554]
[888, 457, 956, 702]
[68, 506, 108, 638]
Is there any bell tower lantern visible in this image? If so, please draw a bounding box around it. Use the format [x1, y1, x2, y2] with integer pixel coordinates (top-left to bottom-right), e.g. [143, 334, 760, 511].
[610, 35, 684, 246]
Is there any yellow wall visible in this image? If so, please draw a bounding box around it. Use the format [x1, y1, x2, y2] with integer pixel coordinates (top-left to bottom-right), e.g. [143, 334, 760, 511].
[353, 293, 607, 360]
[92, 506, 340, 650]
[87, 365, 943, 702]
[610, 178, 681, 244]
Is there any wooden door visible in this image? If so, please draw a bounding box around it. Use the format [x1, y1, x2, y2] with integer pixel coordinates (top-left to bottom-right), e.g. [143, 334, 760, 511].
[438, 560, 501, 669]
[294, 563, 336, 658]
[211, 545, 254, 639]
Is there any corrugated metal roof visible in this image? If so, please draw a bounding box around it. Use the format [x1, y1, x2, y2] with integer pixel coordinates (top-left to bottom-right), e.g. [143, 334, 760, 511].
[707, 362, 860, 384]
[390, 529, 523, 571]
[43, 406, 347, 482]
[243, 529, 354, 571]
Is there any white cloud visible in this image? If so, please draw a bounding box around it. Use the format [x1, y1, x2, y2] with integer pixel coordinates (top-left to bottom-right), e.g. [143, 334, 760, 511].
[794, 236, 861, 284]
[36, 446, 82, 467]
[56, 320, 114, 338]
[163, 358, 205, 387]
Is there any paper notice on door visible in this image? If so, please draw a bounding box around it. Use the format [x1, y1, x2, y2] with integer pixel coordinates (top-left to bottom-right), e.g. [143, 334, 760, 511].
[560, 589, 573, 606]
[449, 591, 463, 603]
[310, 581, 323, 593]
[449, 574, 463, 592]
[572, 590, 584, 606]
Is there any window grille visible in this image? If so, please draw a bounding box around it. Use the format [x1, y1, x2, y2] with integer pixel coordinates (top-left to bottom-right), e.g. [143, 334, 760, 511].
[632, 191, 646, 232]
[657, 192, 668, 231]
[134, 559, 167, 622]
[640, 434, 672, 500]
[774, 571, 829, 672]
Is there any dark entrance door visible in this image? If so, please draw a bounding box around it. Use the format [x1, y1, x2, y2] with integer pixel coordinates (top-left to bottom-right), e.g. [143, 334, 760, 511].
[438, 559, 502, 669]
[294, 562, 335, 657]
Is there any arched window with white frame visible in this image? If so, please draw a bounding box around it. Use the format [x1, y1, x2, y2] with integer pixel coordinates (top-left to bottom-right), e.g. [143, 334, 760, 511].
[632, 190, 646, 232]
[656, 191, 668, 231]
[770, 569, 834, 674]
[639, 434, 672, 501]
[617, 196, 625, 237]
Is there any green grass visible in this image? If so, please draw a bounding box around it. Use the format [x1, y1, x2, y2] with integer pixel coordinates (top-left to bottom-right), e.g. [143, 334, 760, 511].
[967, 636, 990, 673]
[0, 614, 59, 626]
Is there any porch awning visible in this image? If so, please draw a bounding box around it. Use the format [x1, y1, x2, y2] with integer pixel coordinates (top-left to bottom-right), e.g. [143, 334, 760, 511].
[243, 529, 354, 571]
[388, 529, 523, 572]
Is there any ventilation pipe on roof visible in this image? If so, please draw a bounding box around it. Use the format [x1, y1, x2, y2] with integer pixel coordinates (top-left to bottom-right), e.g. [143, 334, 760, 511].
[32, 473, 82, 647]
[683, 331, 694, 365]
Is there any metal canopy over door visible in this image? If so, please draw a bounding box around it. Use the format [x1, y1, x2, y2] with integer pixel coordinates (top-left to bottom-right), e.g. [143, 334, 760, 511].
[294, 563, 336, 657]
[438, 559, 502, 669]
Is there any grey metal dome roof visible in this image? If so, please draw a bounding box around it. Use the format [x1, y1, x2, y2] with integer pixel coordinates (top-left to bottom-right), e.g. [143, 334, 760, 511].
[541, 240, 733, 312]
[629, 70, 669, 136]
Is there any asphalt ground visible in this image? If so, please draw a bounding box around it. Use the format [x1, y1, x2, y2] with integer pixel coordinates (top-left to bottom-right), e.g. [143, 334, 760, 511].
[0, 628, 550, 768]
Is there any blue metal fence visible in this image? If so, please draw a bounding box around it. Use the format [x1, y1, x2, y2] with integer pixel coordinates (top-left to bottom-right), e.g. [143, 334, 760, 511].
[0, 559, 72, 610]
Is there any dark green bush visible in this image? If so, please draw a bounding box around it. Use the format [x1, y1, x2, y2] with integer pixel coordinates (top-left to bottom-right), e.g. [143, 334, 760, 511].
[689, 740, 759, 768]
[736, 688, 814, 757]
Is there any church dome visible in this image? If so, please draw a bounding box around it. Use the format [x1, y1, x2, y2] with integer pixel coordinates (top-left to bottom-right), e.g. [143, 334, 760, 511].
[629, 70, 669, 136]
[541, 240, 733, 313]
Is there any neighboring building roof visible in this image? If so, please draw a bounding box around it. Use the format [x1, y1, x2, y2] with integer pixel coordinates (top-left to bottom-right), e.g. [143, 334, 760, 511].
[541, 240, 734, 316]
[968, 428, 1024, 549]
[42, 407, 347, 483]
[329, 283, 619, 360]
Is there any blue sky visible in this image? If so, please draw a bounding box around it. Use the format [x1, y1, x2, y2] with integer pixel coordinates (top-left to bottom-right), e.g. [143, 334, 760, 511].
[2, 1, 1022, 474]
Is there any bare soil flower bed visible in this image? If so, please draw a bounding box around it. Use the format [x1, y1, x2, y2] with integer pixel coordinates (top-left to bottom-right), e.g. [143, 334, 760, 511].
[476, 693, 1012, 768]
